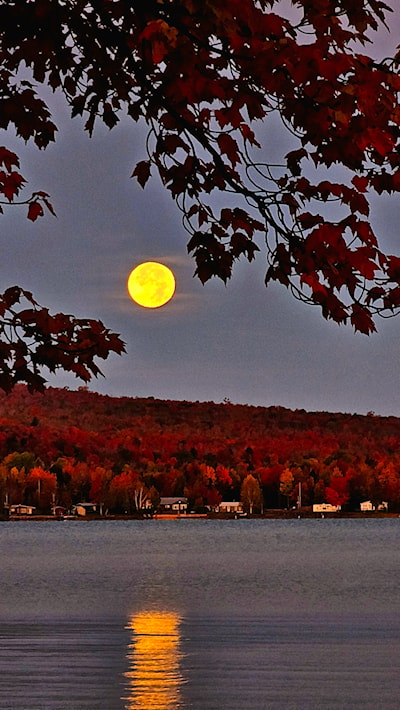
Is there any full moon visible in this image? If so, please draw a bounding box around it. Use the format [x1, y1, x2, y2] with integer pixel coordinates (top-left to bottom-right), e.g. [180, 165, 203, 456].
[127, 261, 176, 308]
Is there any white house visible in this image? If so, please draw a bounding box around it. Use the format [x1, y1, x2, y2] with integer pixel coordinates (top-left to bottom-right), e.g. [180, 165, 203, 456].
[360, 500, 374, 511]
[217, 501, 244, 514]
[9, 504, 36, 515]
[71, 502, 98, 516]
[360, 500, 388, 512]
[313, 503, 341, 513]
[159, 497, 188, 513]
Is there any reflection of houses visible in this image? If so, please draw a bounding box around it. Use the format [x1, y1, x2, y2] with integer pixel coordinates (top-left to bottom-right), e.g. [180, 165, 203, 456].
[9, 504, 36, 515]
[313, 503, 341, 513]
[159, 497, 188, 514]
[71, 502, 98, 516]
[217, 501, 244, 514]
[360, 500, 388, 512]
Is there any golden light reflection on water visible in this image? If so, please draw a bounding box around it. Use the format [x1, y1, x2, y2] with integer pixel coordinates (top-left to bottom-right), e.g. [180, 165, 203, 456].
[124, 611, 185, 709]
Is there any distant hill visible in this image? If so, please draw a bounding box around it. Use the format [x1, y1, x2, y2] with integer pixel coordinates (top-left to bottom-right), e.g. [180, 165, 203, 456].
[1, 383, 399, 436]
[0, 385, 399, 514]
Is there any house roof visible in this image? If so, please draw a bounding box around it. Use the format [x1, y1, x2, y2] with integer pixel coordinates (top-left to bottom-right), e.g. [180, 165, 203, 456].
[160, 497, 188, 504]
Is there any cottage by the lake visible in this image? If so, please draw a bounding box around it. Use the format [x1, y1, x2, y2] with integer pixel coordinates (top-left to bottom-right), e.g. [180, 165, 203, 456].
[312, 503, 341, 513]
[159, 497, 188, 513]
[9, 504, 36, 515]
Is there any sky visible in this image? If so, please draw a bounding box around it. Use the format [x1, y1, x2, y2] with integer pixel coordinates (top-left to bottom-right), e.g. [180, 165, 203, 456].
[2, 3, 400, 417]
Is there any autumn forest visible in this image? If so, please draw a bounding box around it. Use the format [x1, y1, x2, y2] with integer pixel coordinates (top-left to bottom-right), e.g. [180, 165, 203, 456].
[0, 385, 400, 517]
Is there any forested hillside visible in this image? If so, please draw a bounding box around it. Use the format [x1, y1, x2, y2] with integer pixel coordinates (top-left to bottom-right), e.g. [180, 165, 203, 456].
[0, 385, 399, 514]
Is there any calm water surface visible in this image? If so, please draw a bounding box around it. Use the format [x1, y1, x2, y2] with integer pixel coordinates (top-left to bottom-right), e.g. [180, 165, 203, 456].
[0, 518, 399, 709]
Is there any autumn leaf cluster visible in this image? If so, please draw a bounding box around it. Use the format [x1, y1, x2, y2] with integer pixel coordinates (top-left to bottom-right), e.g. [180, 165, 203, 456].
[0, 0, 399, 357]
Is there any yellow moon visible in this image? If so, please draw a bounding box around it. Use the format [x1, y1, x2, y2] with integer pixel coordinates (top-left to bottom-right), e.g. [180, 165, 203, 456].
[127, 261, 176, 308]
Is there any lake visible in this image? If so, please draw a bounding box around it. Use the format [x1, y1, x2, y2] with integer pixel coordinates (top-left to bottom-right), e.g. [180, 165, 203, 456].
[0, 518, 399, 709]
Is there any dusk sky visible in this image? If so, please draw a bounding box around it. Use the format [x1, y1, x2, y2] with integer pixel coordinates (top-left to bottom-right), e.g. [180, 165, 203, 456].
[2, 3, 400, 417]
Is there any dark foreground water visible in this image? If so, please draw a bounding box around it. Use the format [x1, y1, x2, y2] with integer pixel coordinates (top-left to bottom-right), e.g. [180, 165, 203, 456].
[0, 519, 399, 709]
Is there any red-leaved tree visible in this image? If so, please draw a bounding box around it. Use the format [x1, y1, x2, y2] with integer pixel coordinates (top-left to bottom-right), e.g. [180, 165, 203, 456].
[1, 0, 400, 390]
[0, 142, 125, 392]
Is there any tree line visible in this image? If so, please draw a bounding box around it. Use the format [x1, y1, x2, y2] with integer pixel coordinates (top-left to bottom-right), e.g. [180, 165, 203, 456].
[0, 385, 399, 515]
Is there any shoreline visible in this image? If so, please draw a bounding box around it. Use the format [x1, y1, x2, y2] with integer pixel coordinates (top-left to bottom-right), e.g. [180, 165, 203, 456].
[2, 511, 399, 522]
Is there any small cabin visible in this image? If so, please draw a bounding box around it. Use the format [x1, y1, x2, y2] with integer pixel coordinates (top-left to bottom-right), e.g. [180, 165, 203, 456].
[9, 504, 36, 516]
[159, 497, 188, 513]
[71, 502, 98, 516]
[360, 500, 374, 512]
[360, 500, 388, 512]
[51, 505, 67, 517]
[217, 501, 244, 514]
[313, 503, 341, 513]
